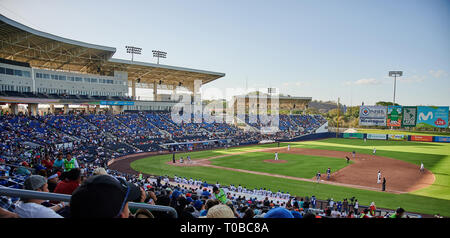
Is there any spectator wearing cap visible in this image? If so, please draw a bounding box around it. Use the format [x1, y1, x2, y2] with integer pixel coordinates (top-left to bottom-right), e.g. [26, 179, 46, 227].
[14, 175, 65, 218]
[70, 175, 142, 218]
[93, 167, 108, 176]
[201, 188, 211, 199]
[206, 204, 235, 218]
[264, 207, 294, 218]
[192, 200, 203, 218]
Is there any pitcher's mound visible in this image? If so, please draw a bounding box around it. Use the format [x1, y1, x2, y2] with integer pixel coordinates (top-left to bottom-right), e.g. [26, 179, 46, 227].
[264, 159, 288, 164]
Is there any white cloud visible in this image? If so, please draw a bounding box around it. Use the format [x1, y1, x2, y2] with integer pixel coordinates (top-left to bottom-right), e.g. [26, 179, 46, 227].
[429, 70, 448, 78]
[354, 78, 382, 85]
[397, 75, 425, 83]
[281, 82, 308, 87]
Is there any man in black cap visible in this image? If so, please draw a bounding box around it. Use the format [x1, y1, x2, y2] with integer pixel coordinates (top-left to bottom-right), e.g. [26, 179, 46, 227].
[70, 175, 142, 218]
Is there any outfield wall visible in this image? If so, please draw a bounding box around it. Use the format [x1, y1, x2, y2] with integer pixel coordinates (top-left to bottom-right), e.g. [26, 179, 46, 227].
[277, 132, 450, 143]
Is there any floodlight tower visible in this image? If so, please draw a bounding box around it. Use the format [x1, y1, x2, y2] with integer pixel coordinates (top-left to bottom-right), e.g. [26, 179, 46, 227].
[152, 50, 167, 64]
[389, 71, 403, 106]
[126, 46, 142, 61]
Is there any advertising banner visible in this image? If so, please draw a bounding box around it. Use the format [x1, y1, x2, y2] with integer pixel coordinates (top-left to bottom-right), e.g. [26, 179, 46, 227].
[417, 106, 449, 128]
[343, 133, 364, 139]
[410, 135, 433, 142]
[435, 136, 450, 143]
[367, 134, 387, 140]
[387, 106, 402, 127]
[99, 101, 135, 106]
[388, 134, 406, 141]
[359, 106, 387, 126]
[401, 106, 417, 127]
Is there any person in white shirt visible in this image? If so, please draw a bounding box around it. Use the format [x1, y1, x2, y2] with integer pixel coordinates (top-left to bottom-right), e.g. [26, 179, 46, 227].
[420, 162, 425, 173]
[329, 198, 334, 208]
[14, 175, 65, 218]
[274, 152, 278, 161]
[331, 208, 341, 218]
[377, 170, 382, 184]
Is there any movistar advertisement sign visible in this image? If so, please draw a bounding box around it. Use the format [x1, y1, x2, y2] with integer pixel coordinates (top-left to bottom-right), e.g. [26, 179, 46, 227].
[416, 106, 449, 128]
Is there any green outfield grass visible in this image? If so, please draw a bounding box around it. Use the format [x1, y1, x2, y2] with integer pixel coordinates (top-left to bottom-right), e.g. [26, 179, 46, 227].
[209, 152, 351, 179]
[130, 139, 450, 216]
[356, 128, 450, 136]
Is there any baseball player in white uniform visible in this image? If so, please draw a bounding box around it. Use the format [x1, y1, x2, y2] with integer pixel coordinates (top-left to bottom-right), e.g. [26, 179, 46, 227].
[373, 148, 377, 155]
[275, 152, 278, 161]
[287, 144, 290, 151]
[420, 162, 424, 173]
[377, 170, 381, 184]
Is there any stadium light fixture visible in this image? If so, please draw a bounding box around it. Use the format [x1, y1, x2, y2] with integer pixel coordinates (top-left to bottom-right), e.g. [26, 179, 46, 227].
[389, 71, 403, 106]
[152, 50, 167, 64]
[126, 46, 142, 61]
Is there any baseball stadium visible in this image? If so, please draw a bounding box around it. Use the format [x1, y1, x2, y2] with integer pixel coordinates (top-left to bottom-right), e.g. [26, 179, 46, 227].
[0, 9, 449, 222]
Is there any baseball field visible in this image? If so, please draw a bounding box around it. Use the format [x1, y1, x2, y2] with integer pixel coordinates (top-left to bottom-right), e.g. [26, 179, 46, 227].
[110, 138, 450, 217]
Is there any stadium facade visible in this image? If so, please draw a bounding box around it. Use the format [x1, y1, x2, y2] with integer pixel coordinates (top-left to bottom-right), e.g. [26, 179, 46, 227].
[0, 14, 225, 115]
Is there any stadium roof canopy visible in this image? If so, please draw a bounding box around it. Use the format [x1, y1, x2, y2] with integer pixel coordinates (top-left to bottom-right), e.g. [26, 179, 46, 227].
[0, 14, 225, 91]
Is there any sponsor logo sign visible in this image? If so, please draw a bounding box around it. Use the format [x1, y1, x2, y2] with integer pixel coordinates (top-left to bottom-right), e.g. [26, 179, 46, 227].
[387, 106, 402, 127]
[388, 134, 406, 141]
[343, 133, 364, 139]
[359, 106, 387, 126]
[410, 135, 433, 142]
[435, 136, 450, 143]
[367, 134, 387, 140]
[416, 106, 449, 128]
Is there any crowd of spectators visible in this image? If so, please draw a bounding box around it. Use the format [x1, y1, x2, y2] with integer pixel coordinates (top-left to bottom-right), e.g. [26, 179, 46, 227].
[1, 150, 412, 218]
[2, 111, 392, 219]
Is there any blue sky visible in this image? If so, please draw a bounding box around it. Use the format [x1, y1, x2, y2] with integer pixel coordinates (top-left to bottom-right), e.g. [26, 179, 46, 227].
[1, 0, 449, 106]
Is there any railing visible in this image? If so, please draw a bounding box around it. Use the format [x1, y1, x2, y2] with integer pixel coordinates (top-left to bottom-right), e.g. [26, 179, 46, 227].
[0, 187, 178, 218]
